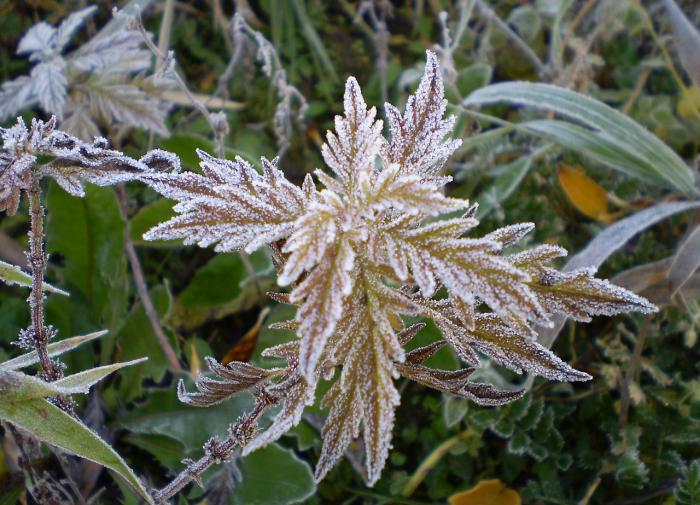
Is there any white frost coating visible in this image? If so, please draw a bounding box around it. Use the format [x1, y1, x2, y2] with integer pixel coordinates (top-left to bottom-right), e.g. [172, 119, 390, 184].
[0, 116, 176, 212]
[321, 76, 383, 190]
[382, 50, 462, 178]
[1, 6, 168, 136]
[142, 51, 657, 487]
[143, 152, 306, 253]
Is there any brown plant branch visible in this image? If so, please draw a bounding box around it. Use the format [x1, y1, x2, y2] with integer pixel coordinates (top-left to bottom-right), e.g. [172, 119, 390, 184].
[27, 180, 57, 380]
[116, 186, 182, 372]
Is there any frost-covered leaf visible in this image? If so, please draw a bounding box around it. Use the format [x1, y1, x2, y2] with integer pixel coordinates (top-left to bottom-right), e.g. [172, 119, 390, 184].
[397, 362, 525, 406]
[528, 267, 658, 322]
[243, 343, 315, 454]
[315, 276, 400, 485]
[72, 28, 152, 75]
[145, 51, 657, 489]
[77, 78, 169, 136]
[382, 217, 547, 326]
[509, 246, 658, 321]
[321, 77, 383, 190]
[383, 51, 462, 176]
[178, 358, 277, 407]
[143, 152, 306, 253]
[288, 239, 356, 379]
[17, 22, 57, 59]
[0, 260, 68, 295]
[464, 82, 697, 195]
[55, 6, 98, 52]
[466, 314, 590, 381]
[0, 372, 154, 503]
[0, 330, 106, 372]
[32, 58, 68, 117]
[0, 77, 38, 121]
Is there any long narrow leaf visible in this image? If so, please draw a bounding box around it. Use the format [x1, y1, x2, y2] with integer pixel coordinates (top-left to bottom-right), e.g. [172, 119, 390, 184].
[0, 330, 107, 371]
[668, 225, 700, 296]
[54, 358, 148, 394]
[662, 0, 700, 87]
[538, 201, 700, 347]
[0, 260, 69, 295]
[0, 394, 153, 503]
[464, 82, 697, 195]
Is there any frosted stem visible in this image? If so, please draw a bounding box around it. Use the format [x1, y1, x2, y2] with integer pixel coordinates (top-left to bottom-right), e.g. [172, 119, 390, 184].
[27, 179, 55, 379]
[152, 396, 272, 504]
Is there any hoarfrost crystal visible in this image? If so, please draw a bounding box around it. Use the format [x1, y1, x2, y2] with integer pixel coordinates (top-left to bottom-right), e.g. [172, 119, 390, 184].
[150, 51, 658, 486]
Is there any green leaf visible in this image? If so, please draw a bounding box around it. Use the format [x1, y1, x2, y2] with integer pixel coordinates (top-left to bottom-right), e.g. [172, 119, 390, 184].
[45, 184, 128, 334]
[675, 459, 700, 505]
[114, 284, 175, 403]
[129, 199, 177, 247]
[120, 383, 252, 454]
[53, 358, 148, 394]
[0, 385, 153, 503]
[464, 82, 697, 195]
[231, 443, 315, 505]
[178, 254, 245, 308]
[0, 260, 68, 295]
[0, 330, 106, 371]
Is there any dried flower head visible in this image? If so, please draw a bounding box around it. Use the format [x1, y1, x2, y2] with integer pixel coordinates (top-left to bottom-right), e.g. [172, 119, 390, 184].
[148, 51, 657, 485]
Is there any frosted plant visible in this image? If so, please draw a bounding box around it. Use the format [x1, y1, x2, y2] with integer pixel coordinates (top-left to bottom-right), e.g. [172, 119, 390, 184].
[0, 115, 178, 216]
[0, 6, 170, 140]
[145, 51, 657, 487]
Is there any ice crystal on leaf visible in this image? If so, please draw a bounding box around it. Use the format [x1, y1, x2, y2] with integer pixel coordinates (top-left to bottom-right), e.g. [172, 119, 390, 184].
[0, 6, 170, 138]
[0, 116, 179, 215]
[152, 51, 657, 486]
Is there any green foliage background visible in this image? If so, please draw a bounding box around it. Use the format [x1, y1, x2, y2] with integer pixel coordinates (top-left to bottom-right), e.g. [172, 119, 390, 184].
[1, 0, 700, 503]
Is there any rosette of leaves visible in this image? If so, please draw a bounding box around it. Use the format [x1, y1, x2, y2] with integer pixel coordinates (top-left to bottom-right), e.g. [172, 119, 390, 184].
[0, 6, 170, 139]
[144, 51, 657, 485]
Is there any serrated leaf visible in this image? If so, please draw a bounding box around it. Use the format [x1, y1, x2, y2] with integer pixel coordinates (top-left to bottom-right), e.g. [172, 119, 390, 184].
[466, 314, 591, 382]
[143, 153, 306, 253]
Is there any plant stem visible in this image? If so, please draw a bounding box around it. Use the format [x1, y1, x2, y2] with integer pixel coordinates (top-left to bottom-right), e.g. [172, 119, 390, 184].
[402, 428, 476, 497]
[116, 186, 182, 372]
[27, 180, 55, 379]
[475, 0, 548, 80]
[152, 396, 272, 503]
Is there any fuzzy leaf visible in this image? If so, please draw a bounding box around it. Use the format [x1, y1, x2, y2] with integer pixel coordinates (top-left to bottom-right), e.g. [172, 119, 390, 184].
[466, 314, 591, 381]
[178, 358, 276, 407]
[321, 76, 383, 190]
[464, 83, 697, 195]
[144, 152, 306, 253]
[0, 378, 153, 503]
[383, 51, 462, 176]
[0, 259, 68, 296]
[0, 330, 106, 371]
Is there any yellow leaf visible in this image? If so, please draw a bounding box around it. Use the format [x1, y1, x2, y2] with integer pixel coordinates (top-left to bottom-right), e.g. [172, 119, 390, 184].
[557, 164, 611, 223]
[222, 306, 270, 364]
[448, 479, 521, 505]
[678, 85, 700, 119]
[189, 341, 202, 380]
